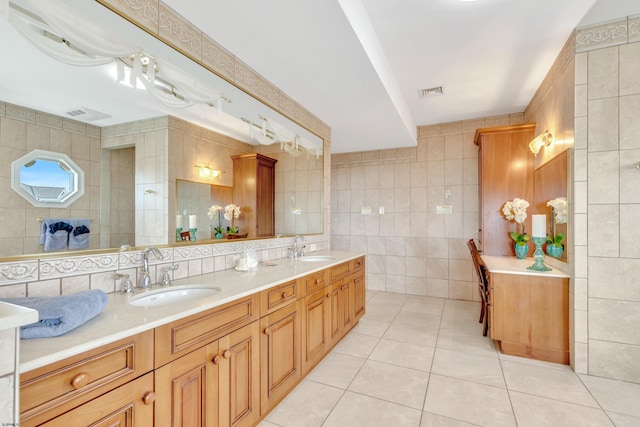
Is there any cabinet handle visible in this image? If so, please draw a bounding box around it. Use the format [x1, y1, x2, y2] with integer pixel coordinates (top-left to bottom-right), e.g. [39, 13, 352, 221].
[263, 327, 271, 335]
[315, 279, 320, 285]
[282, 292, 287, 299]
[70, 373, 89, 389]
[222, 349, 231, 359]
[142, 391, 156, 405]
[212, 355, 220, 364]
[326, 293, 330, 298]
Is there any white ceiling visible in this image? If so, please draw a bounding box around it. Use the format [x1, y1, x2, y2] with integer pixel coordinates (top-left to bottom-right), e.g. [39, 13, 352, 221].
[2, 0, 640, 154]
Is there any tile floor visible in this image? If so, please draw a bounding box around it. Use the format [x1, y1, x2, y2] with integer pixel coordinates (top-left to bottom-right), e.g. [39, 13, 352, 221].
[258, 291, 640, 427]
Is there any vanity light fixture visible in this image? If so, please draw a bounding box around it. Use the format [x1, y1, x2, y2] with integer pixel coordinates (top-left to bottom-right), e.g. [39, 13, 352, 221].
[196, 165, 224, 179]
[529, 130, 553, 156]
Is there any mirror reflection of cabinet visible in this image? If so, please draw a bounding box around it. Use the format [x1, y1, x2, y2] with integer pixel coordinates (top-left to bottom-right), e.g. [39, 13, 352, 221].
[232, 154, 278, 238]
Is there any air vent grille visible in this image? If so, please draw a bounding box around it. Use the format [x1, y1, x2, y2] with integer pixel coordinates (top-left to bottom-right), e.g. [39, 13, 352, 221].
[64, 107, 111, 121]
[418, 86, 444, 99]
[66, 109, 86, 117]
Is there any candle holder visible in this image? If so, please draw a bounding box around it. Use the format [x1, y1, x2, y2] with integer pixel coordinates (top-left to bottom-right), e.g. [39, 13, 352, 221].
[189, 228, 197, 242]
[527, 236, 551, 272]
[176, 227, 183, 242]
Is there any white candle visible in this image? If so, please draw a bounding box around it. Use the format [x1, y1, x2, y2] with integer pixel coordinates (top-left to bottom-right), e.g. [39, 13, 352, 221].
[532, 214, 546, 238]
[189, 214, 197, 229]
[176, 215, 182, 229]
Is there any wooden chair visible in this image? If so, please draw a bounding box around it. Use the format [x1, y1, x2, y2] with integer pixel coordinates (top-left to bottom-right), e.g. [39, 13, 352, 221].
[467, 239, 490, 336]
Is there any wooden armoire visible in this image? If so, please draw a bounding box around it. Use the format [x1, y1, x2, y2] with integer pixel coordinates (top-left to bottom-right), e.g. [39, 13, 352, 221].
[231, 153, 277, 238]
[474, 124, 535, 256]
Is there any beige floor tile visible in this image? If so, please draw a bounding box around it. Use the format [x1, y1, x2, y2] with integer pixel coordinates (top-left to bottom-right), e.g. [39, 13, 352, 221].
[363, 305, 401, 322]
[257, 420, 280, 427]
[502, 360, 598, 407]
[424, 374, 516, 427]
[351, 317, 390, 338]
[579, 374, 640, 417]
[348, 359, 430, 409]
[402, 296, 445, 315]
[435, 328, 498, 358]
[332, 332, 380, 358]
[509, 391, 613, 427]
[323, 391, 422, 427]
[383, 321, 439, 347]
[441, 299, 481, 322]
[369, 338, 435, 372]
[265, 380, 343, 427]
[497, 352, 572, 371]
[606, 411, 640, 427]
[306, 351, 365, 389]
[431, 348, 505, 388]
[395, 310, 442, 329]
[420, 412, 480, 427]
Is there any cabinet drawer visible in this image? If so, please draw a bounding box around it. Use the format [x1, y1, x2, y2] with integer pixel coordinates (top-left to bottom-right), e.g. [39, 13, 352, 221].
[328, 262, 350, 283]
[302, 271, 326, 294]
[261, 280, 299, 314]
[155, 293, 260, 367]
[351, 256, 365, 272]
[37, 372, 154, 427]
[20, 330, 154, 427]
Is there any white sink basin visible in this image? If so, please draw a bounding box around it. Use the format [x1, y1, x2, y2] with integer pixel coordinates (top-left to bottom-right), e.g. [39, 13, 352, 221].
[297, 255, 335, 262]
[129, 285, 221, 307]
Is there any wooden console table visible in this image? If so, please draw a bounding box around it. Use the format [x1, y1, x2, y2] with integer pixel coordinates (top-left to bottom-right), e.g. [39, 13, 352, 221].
[482, 256, 570, 364]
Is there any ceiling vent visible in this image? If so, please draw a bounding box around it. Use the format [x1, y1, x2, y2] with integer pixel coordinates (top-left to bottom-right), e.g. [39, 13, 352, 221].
[64, 107, 111, 121]
[418, 86, 444, 99]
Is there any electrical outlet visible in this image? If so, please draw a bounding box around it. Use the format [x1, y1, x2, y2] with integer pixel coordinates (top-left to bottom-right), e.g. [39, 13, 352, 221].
[361, 207, 372, 215]
[436, 206, 452, 214]
[444, 189, 451, 199]
[379, 207, 385, 214]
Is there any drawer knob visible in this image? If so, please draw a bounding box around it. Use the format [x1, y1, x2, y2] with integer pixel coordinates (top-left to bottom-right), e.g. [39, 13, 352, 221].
[326, 293, 330, 299]
[315, 279, 320, 284]
[70, 373, 89, 389]
[222, 349, 231, 359]
[142, 391, 156, 405]
[212, 355, 220, 365]
[282, 292, 288, 299]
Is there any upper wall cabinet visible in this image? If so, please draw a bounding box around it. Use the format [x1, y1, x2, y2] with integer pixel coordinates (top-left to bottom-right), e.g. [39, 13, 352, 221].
[475, 124, 536, 256]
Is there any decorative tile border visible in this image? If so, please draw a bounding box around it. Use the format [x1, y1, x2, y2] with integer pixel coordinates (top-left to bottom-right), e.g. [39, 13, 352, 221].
[629, 15, 640, 42]
[0, 261, 39, 285]
[39, 254, 119, 279]
[576, 18, 628, 52]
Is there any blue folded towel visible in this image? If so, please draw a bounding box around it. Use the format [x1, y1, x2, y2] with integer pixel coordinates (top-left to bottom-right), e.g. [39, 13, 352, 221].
[0, 290, 108, 339]
[40, 218, 71, 252]
[69, 219, 91, 250]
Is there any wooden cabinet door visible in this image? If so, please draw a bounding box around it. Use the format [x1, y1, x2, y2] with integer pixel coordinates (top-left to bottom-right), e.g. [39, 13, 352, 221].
[329, 278, 352, 344]
[155, 341, 220, 427]
[260, 300, 302, 413]
[218, 321, 261, 427]
[474, 124, 535, 256]
[302, 288, 331, 374]
[352, 269, 366, 321]
[40, 372, 154, 426]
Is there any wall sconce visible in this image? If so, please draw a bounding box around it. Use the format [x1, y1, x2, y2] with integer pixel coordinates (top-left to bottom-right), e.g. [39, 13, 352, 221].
[529, 130, 553, 156]
[196, 165, 224, 179]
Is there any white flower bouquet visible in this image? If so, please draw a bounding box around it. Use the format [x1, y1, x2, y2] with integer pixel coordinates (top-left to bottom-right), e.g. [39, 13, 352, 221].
[502, 198, 531, 245]
[207, 205, 224, 234]
[546, 197, 567, 248]
[224, 204, 241, 233]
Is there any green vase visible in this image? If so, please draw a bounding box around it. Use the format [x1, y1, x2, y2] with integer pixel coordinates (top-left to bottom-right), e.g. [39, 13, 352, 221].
[515, 243, 528, 259]
[546, 244, 563, 258]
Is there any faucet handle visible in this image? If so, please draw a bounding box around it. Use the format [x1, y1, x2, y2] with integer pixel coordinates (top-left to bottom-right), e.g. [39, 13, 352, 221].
[161, 264, 179, 286]
[116, 273, 134, 294]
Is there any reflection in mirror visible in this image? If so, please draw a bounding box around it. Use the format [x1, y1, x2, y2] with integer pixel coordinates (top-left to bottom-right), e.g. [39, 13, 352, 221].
[533, 149, 568, 261]
[176, 179, 232, 241]
[0, 0, 324, 259]
[11, 149, 84, 207]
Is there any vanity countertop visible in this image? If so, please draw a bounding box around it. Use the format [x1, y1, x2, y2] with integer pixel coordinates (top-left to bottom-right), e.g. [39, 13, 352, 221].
[0, 301, 38, 331]
[482, 255, 570, 278]
[19, 251, 364, 373]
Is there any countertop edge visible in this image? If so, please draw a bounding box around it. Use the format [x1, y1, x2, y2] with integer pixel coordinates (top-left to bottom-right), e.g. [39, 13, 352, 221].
[19, 251, 365, 373]
[0, 301, 38, 331]
[482, 255, 570, 278]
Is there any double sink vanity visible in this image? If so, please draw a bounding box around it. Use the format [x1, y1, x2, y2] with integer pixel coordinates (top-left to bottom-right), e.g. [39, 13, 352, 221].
[18, 251, 366, 426]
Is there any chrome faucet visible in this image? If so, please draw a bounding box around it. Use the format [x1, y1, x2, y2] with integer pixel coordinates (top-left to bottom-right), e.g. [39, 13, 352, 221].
[141, 246, 163, 289]
[161, 264, 179, 286]
[290, 235, 305, 258]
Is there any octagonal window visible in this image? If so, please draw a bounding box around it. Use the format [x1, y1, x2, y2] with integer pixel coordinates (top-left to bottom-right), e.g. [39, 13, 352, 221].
[11, 149, 85, 208]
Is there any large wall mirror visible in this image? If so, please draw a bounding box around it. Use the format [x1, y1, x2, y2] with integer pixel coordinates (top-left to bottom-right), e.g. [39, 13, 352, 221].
[533, 149, 569, 262]
[0, 0, 324, 259]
